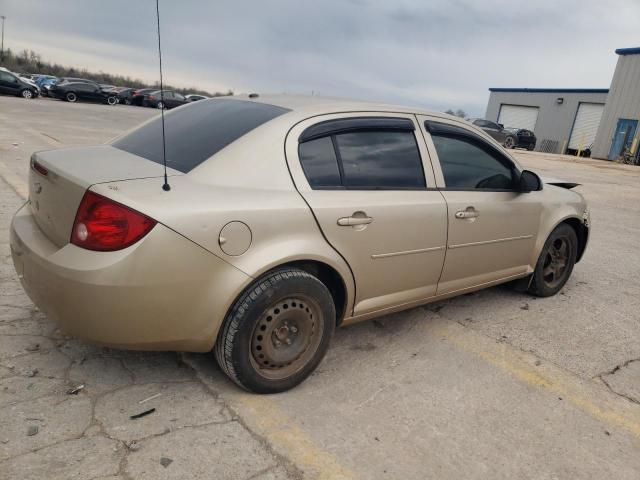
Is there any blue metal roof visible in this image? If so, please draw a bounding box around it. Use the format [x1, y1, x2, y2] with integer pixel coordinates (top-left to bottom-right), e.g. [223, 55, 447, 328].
[615, 47, 640, 55]
[489, 88, 609, 93]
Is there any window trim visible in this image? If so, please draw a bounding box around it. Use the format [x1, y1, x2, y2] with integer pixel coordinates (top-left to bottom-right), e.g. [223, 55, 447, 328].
[298, 122, 427, 191]
[299, 117, 415, 143]
[425, 120, 520, 192]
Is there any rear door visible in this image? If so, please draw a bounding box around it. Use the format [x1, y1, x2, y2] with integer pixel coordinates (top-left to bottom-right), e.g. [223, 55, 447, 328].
[286, 113, 448, 316]
[417, 116, 542, 294]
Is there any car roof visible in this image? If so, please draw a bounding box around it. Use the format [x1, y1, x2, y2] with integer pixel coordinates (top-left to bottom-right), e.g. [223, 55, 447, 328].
[232, 93, 458, 120]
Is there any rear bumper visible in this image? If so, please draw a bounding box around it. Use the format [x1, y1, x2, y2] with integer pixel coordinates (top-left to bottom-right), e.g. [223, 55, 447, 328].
[10, 203, 250, 352]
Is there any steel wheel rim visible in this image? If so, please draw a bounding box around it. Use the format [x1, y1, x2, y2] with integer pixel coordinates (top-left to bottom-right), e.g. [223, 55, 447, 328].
[67, 93, 76, 102]
[23, 90, 32, 99]
[108, 97, 116, 105]
[250, 295, 324, 380]
[542, 235, 571, 288]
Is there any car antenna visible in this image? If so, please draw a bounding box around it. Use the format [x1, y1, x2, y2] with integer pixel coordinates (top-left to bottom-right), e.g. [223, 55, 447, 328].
[155, 0, 170, 191]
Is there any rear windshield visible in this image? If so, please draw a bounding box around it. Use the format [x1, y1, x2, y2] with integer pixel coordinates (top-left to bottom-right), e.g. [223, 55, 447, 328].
[112, 98, 290, 173]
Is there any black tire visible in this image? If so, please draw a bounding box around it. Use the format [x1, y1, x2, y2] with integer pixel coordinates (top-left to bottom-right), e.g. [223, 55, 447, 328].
[527, 143, 535, 151]
[215, 268, 335, 393]
[20, 89, 34, 99]
[528, 223, 577, 297]
[66, 92, 77, 102]
[504, 136, 516, 149]
[107, 96, 117, 106]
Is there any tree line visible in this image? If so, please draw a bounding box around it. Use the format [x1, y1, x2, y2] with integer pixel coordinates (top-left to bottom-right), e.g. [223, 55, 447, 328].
[0, 48, 233, 98]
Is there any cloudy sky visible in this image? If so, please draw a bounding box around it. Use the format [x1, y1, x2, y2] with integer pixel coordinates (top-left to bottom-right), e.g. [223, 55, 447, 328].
[3, 0, 639, 116]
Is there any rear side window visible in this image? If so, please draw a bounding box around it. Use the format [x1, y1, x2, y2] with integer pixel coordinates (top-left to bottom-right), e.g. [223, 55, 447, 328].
[298, 118, 426, 189]
[112, 99, 290, 173]
[298, 137, 341, 187]
[336, 131, 424, 188]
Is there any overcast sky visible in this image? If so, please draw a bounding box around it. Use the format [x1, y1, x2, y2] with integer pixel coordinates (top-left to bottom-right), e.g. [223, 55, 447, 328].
[2, 0, 639, 116]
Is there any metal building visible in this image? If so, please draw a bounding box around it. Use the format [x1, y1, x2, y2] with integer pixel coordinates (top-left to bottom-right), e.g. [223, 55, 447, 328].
[485, 88, 608, 154]
[484, 46, 640, 161]
[592, 48, 640, 160]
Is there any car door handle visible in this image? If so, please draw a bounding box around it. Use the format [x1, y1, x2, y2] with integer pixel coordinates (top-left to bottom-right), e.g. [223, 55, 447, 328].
[455, 208, 479, 219]
[337, 215, 373, 226]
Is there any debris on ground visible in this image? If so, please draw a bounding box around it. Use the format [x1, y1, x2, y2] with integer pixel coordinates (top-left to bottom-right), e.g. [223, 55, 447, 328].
[160, 457, 173, 468]
[25, 343, 40, 352]
[138, 393, 162, 404]
[130, 408, 156, 420]
[27, 425, 39, 436]
[126, 441, 141, 451]
[521, 304, 530, 310]
[27, 368, 39, 377]
[66, 384, 85, 395]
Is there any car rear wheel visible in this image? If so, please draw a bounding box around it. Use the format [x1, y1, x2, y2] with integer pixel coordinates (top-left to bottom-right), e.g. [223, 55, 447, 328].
[66, 92, 77, 102]
[107, 96, 117, 106]
[20, 89, 34, 99]
[215, 268, 335, 393]
[504, 136, 516, 149]
[156, 101, 165, 109]
[528, 224, 577, 297]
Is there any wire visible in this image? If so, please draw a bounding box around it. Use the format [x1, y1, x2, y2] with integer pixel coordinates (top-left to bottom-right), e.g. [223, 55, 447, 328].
[156, 0, 170, 191]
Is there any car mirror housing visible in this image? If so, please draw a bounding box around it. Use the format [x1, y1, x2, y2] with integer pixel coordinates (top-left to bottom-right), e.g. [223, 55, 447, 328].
[518, 170, 543, 193]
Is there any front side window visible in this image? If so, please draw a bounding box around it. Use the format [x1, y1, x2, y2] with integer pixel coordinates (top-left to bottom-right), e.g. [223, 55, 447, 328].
[431, 133, 516, 190]
[298, 119, 426, 190]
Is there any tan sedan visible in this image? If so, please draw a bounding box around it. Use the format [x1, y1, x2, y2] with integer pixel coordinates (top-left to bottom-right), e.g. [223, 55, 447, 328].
[10, 95, 589, 393]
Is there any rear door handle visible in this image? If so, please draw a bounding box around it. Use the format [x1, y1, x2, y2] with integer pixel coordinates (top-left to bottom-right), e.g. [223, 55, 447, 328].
[337, 214, 373, 226]
[455, 208, 479, 219]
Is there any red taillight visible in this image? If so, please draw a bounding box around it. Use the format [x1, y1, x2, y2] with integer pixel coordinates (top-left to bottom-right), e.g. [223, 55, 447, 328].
[148, 95, 156, 101]
[32, 160, 48, 177]
[71, 191, 156, 251]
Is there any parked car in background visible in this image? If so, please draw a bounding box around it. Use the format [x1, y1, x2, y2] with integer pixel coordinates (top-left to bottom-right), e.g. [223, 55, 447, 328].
[143, 90, 188, 109]
[469, 118, 511, 145]
[130, 88, 158, 106]
[0, 68, 40, 99]
[503, 128, 537, 150]
[34, 75, 57, 88]
[10, 95, 590, 393]
[114, 87, 136, 105]
[49, 82, 118, 105]
[186, 94, 209, 102]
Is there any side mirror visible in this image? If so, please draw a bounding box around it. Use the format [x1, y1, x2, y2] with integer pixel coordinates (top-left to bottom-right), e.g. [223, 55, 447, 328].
[518, 170, 542, 193]
[498, 123, 504, 129]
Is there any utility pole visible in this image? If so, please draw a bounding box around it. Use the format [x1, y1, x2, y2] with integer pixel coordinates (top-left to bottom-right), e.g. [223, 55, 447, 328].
[0, 16, 5, 61]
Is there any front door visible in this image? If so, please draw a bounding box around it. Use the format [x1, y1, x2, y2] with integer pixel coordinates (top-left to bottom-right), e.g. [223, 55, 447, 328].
[0, 71, 20, 95]
[608, 119, 638, 160]
[286, 114, 448, 316]
[418, 117, 542, 294]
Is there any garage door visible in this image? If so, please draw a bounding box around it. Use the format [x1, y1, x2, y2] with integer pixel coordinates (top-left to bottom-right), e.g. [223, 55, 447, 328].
[568, 103, 605, 150]
[498, 105, 539, 131]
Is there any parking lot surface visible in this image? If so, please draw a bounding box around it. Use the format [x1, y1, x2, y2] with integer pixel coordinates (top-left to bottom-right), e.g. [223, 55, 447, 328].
[1, 96, 639, 479]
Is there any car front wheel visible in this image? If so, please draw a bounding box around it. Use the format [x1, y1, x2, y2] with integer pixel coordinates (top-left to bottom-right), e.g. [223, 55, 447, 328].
[107, 96, 117, 105]
[504, 136, 516, 149]
[66, 92, 77, 102]
[215, 268, 335, 393]
[528, 223, 577, 297]
[20, 89, 33, 99]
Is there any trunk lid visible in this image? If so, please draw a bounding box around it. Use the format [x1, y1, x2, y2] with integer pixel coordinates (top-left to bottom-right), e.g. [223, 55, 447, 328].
[29, 145, 180, 248]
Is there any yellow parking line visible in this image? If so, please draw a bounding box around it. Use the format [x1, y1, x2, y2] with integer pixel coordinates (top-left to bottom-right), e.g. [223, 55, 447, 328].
[237, 394, 358, 480]
[435, 320, 640, 438]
